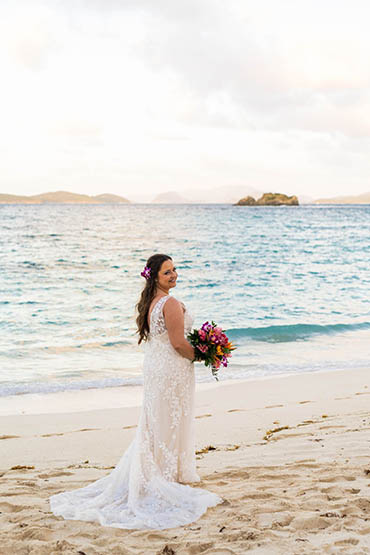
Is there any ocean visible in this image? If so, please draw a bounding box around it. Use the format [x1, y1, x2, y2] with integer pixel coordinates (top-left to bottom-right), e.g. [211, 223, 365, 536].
[1, 203, 369, 398]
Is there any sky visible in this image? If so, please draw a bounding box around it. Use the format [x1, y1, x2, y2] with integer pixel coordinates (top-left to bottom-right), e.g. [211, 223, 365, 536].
[1, 0, 370, 201]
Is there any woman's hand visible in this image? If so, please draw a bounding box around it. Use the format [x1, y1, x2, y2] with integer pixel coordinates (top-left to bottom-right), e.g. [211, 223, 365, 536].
[163, 297, 195, 361]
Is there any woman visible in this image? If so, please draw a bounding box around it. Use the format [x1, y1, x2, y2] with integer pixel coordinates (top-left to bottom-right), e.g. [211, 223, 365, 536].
[49, 253, 222, 529]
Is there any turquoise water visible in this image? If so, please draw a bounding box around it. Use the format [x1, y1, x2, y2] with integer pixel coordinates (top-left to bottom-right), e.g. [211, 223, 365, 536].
[1, 203, 369, 396]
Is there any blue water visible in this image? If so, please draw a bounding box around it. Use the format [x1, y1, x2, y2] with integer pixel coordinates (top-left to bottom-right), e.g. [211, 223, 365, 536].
[1, 203, 369, 396]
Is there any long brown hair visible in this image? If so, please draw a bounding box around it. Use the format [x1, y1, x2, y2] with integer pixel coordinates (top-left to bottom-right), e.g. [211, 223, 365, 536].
[135, 254, 172, 344]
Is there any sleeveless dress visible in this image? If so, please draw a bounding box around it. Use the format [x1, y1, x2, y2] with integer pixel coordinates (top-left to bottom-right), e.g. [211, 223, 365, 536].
[49, 295, 222, 529]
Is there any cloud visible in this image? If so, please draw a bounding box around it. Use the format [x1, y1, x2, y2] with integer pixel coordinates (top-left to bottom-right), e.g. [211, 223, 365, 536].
[1, 0, 370, 197]
[117, 0, 370, 137]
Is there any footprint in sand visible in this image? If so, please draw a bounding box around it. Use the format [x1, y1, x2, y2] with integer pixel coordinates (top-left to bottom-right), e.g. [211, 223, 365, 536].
[264, 404, 284, 409]
[320, 511, 341, 518]
[0, 502, 27, 513]
[10, 465, 35, 471]
[227, 408, 246, 413]
[242, 492, 273, 500]
[257, 473, 298, 481]
[0, 435, 20, 440]
[334, 538, 359, 546]
[195, 414, 212, 419]
[354, 498, 370, 510]
[345, 488, 361, 494]
[291, 515, 332, 531]
[278, 431, 313, 440]
[294, 462, 320, 468]
[38, 471, 73, 478]
[320, 485, 345, 495]
[318, 475, 338, 483]
[195, 445, 217, 455]
[17, 481, 37, 487]
[146, 533, 168, 541]
[257, 511, 293, 529]
[20, 525, 53, 541]
[298, 400, 312, 404]
[122, 425, 137, 429]
[208, 468, 249, 481]
[215, 480, 229, 486]
[297, 420, 315, 427]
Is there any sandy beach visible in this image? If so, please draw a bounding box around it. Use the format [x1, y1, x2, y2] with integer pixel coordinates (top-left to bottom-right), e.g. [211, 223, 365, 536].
[1, 367, 370, 554]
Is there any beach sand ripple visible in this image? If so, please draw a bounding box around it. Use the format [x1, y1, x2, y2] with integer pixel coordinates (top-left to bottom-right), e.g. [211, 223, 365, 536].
[1, 369, 370, 554]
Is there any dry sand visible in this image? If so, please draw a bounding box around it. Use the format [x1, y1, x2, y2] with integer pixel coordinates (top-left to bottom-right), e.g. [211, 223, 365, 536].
[1, 367, 370, 554]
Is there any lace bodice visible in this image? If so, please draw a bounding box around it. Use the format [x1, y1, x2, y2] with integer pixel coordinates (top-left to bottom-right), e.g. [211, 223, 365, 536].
[149, 295, 193, 339]
[49, 295, 222, 530]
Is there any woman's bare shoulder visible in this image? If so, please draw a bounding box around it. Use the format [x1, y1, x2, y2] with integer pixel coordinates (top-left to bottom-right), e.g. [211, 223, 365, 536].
[163, 295, 180, 307]
[163, 296, 184, 314]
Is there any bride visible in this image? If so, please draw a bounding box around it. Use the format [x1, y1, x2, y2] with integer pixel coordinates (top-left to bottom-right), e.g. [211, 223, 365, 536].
[49, 253, 222, 529]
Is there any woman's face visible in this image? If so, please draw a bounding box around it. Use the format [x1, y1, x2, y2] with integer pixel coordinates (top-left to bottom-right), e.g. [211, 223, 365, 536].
[157, 259, 178, 291]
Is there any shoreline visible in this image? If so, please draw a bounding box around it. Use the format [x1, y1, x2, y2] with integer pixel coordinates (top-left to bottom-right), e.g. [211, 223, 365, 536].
[1, 364, 368, 417]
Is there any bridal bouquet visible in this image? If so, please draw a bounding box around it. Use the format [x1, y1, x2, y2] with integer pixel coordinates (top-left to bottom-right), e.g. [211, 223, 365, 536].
[188, 321, 235, 380]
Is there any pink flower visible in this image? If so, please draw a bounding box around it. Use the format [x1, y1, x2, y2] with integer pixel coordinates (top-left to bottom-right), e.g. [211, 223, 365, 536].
[213, 358, 221, 369]
[198, 329, 207, 340]
[197, 344, 209, 353]
[214, 327, 222, 335]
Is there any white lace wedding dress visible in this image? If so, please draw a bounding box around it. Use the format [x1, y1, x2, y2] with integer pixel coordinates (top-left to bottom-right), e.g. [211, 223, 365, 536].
[49, 295, 222, 529]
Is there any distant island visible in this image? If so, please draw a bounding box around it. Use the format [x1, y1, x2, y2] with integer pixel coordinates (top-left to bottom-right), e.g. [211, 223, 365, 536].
[235, 192, 299, 206]
[315, 192, 370, 204]
[0, 191, 130, 204]
[150, 185, 263, 204]
[2, 189, 369, 206]
[152, 191, 190, 203]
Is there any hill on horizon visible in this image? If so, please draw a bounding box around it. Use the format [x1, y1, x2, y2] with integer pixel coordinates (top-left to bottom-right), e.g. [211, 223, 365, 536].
[315, 192, 370, 204]
[152, 191, 191, 203]
[148, 186, 316, 204]
[3, 188, 368, 205]
[149, 185, 265, 204]
[184, 184, 264, 204]
[0, 191, 130, 204]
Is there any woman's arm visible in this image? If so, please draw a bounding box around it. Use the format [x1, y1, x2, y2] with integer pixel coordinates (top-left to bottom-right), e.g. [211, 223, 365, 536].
[163, 297, 195, 361]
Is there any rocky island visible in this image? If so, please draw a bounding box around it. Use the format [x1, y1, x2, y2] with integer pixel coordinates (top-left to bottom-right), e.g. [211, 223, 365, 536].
[235, 192, 299, 206]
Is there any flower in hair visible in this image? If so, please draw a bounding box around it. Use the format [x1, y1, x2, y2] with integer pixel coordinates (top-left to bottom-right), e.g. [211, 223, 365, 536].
[141, 265, 151, 280]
